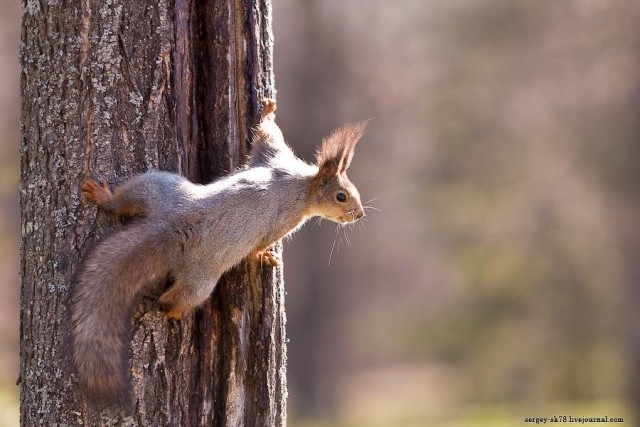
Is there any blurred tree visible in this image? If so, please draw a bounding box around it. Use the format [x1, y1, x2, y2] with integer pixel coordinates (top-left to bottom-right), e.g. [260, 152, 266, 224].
[422, 0, 633, 407]
[275, 1, 365, 418]
[19, 0, 285, 425]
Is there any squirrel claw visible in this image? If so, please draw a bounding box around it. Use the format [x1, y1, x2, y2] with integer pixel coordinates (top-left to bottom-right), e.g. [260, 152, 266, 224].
[81, 178, 113, 206]
[256, 248, 281, 267]
[261, 98, 276, 121]
[159, 299, 185, 320]
[165, 307, 184, 320]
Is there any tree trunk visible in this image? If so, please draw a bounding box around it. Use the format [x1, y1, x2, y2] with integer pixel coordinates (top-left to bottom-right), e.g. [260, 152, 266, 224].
[19, 0, 286, 425]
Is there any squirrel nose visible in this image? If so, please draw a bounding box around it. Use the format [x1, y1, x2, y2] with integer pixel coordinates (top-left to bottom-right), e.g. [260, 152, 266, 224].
[356, 211, 364, 220]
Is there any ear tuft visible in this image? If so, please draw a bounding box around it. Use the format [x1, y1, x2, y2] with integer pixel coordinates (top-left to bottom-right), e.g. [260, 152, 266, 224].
[315, 120, 368, 173]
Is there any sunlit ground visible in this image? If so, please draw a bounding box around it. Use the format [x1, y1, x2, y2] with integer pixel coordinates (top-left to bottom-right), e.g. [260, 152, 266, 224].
[0, 382, 18, 427]
[294, 400, 632, 427]
[287, 364, 634, 426]
[290, 367, 633, 427]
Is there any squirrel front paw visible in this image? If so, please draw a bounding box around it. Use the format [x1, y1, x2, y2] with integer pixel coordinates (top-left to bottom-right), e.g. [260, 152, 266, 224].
[164, 307, 185, 321]
[255, 247, 281, 267]
[81, 178, 113, 206]
[261, 98, 276, 121]
[158, 288, 186, 320]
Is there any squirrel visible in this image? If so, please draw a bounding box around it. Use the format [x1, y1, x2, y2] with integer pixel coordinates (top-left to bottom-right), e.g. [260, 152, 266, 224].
[70, 99, 367, 404]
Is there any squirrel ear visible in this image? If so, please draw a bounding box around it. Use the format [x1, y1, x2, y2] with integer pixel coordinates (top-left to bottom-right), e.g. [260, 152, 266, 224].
[315, 121, 368, 174]
[315, 159, 339, 187]
[338, 121, 368, 173]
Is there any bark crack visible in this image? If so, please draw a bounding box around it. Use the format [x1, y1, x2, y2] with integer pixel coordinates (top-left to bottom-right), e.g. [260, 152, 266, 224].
[79, 0, 91, 77]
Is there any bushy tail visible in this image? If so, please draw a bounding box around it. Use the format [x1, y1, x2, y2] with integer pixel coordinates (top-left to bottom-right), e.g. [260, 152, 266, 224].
[71, 222, 174, 404]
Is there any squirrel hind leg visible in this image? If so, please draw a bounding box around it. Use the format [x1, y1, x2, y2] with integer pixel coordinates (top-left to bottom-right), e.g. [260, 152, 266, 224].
[81, 178, 113, 207]
[81, 177, 145, 219]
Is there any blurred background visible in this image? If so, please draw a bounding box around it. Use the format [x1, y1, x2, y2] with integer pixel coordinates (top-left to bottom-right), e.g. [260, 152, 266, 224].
[4, 0, 640, 426]
[274, 0, 640, 426]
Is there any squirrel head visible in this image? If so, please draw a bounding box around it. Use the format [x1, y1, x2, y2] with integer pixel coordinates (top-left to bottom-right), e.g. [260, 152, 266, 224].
[310, 121, 367, 224]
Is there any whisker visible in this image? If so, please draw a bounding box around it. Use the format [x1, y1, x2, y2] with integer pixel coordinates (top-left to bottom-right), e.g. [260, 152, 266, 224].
[364, 196, 381, 205]
[363, 205, 381, 212]
[328, 225, 340, 266]
[359, 217, 369, 229]
[343, 227, 351, 246]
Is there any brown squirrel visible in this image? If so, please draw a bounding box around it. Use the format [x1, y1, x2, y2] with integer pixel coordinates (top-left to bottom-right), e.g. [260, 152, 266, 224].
[71, 99, 367, 403]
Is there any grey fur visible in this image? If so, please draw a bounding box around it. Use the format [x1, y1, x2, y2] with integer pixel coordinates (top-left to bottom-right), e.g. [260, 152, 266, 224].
[71, 100, 366, 403]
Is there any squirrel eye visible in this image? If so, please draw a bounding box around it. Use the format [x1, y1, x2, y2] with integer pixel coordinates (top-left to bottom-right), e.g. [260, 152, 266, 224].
[336, 192, 347, 203]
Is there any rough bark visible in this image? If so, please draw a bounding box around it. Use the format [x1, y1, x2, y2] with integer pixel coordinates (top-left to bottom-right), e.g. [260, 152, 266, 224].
[19, 0, 286, 425]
